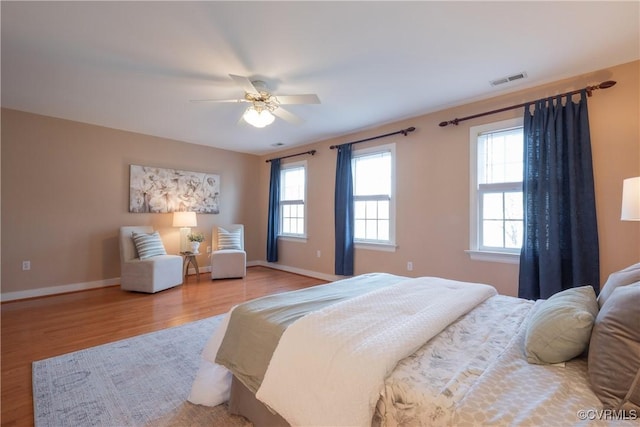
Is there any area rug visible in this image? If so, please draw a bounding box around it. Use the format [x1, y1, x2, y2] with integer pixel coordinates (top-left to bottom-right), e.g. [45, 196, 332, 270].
[32, 315, 251, 427]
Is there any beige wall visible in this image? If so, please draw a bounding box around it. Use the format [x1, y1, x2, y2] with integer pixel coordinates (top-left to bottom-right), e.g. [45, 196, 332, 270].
[258, 60, 640, 296]
[1, 109, 261, 296]
[2, 61, 638, 299]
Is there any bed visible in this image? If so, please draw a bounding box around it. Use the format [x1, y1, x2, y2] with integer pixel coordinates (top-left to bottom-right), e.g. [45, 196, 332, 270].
[188, 267, 640, 426]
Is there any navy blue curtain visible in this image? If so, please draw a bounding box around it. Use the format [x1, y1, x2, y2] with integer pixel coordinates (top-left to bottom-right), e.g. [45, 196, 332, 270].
[335, 144, 354, 275]
[519, 90, 599, 300]
[266, 159, 281, 263]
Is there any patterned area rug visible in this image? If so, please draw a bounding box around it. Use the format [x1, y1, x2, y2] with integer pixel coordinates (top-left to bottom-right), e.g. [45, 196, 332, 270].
[32, 315, 251, 426]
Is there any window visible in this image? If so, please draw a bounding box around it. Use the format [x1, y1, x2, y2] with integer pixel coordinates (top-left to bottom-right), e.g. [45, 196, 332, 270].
[279, 162, 306, 237]
[469, 118, 523, 263]
[352, 144, 395, 249]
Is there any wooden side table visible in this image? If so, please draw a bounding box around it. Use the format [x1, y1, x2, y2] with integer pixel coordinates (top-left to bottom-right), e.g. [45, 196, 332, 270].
[180, 252, 200, 282]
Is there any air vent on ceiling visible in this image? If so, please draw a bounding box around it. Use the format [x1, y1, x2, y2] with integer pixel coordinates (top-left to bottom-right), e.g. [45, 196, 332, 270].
[490, 71, 528, 87]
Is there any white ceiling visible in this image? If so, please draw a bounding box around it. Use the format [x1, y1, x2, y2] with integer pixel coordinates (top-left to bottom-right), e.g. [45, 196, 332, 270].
[2, 1, 639, 155]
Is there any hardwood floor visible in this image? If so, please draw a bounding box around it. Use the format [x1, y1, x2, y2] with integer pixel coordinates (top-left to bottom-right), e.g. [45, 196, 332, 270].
[0, 266, 326, 427]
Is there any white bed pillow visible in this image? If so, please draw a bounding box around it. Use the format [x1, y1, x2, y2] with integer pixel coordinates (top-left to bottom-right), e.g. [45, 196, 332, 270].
[524, 285, 598, 365]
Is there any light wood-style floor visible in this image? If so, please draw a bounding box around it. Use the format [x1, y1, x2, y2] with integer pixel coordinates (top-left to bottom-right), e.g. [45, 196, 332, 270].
[1, 266, 326, 427]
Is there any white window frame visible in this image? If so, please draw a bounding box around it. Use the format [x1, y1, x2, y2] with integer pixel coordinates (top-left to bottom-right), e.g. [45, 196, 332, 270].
[467, 118, 523, 264]
[352, 143, 396, 252]
[279, 160, 307, 240]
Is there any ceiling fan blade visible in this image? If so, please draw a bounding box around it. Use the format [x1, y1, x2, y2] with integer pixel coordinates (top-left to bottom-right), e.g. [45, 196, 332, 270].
[275, 94, 320, 105]
[189, 98, 248, 103]
[272, 106, 303, 124]
[229, 74, 260, 95]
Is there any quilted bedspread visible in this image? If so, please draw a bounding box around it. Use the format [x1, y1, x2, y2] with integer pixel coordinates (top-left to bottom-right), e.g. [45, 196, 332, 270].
[255, 276, 497, 426]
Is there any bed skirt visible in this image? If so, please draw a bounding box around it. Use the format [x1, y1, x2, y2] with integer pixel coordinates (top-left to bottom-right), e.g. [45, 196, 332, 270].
[228, 376, 289, 427]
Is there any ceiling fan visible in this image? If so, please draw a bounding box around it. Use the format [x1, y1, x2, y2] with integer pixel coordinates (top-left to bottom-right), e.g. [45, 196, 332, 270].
[191, 74, 320, 128]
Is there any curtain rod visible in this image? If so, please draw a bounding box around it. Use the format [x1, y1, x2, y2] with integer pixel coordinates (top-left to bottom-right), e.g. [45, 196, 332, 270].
[329, 127, 416, 150]
[438, 80, 617, 127]
[265, 149, 316, 163]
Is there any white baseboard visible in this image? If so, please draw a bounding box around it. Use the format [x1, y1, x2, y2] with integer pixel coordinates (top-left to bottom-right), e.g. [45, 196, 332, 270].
[186, 265, 211, 275]
[189, 261, 338, 282]
[250, 260, 341, 282]
[1, 277, 120, 302]
[2, 262, 340, 302]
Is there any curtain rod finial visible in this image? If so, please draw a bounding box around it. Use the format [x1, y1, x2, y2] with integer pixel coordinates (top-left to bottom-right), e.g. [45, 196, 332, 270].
[440, 119, 459, 127]
[587, 80, 617, 96]
[401, 127, 417, 136]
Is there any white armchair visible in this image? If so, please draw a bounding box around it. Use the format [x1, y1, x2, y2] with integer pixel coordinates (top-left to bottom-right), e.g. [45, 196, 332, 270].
[119, 226, 183, 293]
[211, 224, 246, 279]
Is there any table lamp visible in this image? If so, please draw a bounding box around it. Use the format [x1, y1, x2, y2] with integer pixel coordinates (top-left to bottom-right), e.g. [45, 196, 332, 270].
[173, 211, 197, 252]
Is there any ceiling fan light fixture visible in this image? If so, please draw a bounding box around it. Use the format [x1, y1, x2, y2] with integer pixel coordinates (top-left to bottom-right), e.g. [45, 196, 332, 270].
[243, 105, 275, 128]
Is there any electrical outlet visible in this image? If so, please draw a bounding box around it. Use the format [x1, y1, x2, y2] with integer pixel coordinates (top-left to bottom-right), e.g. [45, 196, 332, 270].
[22, 260, 31, 271]
[317, 250, 321, 258]
[407, 261, 413, 271]
[206, 246, 212, 254]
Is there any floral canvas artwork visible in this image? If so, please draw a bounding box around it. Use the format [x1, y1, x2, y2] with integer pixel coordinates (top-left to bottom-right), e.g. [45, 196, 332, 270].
[129, 165, 220, 213]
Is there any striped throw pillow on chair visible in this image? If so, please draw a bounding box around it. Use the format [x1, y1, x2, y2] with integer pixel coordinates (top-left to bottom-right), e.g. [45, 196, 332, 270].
[132, 231, 167, 259]
[217, 227, 242, 250]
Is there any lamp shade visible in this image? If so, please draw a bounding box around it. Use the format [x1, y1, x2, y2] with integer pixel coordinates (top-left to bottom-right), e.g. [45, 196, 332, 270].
[621, 176, 640, 221]
[172, 211, 197, 227]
